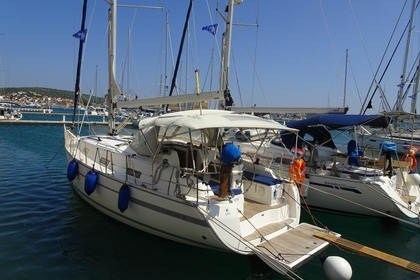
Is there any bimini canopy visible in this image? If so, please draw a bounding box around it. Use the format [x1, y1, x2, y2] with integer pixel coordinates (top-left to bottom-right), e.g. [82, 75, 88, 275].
[281, 125, 337, 150]
[280, 114, 389, 150]
[286, 114, 389, 130]
[140, 109, 298, 132]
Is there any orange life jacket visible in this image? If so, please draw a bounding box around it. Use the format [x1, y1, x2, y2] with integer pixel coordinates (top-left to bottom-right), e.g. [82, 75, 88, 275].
[402, 154, 417, 172]
[290, 158, 306, 183]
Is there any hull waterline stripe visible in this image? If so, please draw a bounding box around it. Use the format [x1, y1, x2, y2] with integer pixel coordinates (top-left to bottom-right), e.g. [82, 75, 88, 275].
[71, 186, 222, 251]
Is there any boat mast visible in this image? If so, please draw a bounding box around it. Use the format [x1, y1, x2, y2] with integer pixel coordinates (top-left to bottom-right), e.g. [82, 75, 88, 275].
[396, 0, 416, 112]
[343, 49, 348, 108]
[72, 0, 88, 125]
[127, 27, 131, 97]
[95, 65, 98, 104]
[107, 0, 119, 135]
[164, 12, 169, 97]
[411, 60, 419, 113]
[218, 0, 238, 109]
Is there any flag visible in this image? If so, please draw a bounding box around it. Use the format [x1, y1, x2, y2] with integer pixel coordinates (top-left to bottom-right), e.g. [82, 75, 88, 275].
[408, 93, 417, 99]
[202, 24, 218, 36]
[397, 83, 404, 88]
[73, 29, 87, 43]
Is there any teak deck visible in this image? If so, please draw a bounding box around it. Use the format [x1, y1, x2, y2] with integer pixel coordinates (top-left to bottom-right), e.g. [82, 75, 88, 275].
[256, 223, 331, 265]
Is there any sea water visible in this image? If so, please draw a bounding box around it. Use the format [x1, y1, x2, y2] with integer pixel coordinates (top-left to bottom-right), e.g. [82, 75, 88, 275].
[0, 123, 419, 280]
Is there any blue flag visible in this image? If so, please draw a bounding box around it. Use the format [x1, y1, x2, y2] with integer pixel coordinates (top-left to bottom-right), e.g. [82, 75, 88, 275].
[73, 29, 87, 43]
[202, 24, 218, 36]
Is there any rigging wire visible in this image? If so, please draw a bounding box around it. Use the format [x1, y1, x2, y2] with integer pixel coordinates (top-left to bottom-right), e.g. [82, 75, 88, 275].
[231, 52, 244, 106]
[205, 0, 222, 98]
[362, 18, 410, 115]
[229, 2, 265, 107]
[197, 204, 304, 280]
[119, 8, 138, 95]
[189, 5, 199, 72]
[356, 0, 409, 114]
[206, 0, 222, 65]
[235, 26, 264, 106]
[349, 59, 364, 108]
[250, 0, 260, 107]
[399, 52, 420, 105]
[318, 0, 344, 100]
[269, 185, 363, 266]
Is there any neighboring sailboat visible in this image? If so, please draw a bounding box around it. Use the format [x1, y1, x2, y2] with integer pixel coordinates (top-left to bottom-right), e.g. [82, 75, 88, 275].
[232, 114, 420, 220]
[87, 105, 108, 116]
[357, 111, 420, 154]
[0, 101, 22, 121]
[64, 0, 348, 277]
[285, 115, 420, 220]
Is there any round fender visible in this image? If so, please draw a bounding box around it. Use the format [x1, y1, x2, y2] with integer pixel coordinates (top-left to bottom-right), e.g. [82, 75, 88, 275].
[118, 184, 130, 213]
[84, 170, 98, 195]
[67, 159, 78, 181]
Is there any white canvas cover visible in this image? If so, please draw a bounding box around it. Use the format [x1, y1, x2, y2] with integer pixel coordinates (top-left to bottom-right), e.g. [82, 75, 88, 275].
[139, 110, 298, 132]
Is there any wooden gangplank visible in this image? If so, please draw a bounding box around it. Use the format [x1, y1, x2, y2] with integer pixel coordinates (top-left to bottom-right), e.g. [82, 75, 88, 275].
[314, 232, 420, 274]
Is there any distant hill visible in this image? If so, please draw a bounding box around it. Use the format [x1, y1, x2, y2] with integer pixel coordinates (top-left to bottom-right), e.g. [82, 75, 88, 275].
[1, 87, 74, 98]
[0, 87, 105, 104]
[0, 87, 209, 109]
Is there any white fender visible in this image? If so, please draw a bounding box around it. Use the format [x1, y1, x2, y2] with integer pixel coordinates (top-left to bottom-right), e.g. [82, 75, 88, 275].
[323, 256, 352, 280]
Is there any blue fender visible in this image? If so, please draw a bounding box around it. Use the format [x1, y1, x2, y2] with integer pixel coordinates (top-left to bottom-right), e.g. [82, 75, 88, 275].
[118, 184, 131, 213]
[84, 170, 98, 195]
[67, 159, 78, 181]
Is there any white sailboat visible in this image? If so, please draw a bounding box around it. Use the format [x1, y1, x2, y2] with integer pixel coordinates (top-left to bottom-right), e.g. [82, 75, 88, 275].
[231, 114, 420, 220]
[0, 101, 22, 121]
[64, 0, 348, 277]
[357, 111, 420, 154]
[87, 105, 108, 116]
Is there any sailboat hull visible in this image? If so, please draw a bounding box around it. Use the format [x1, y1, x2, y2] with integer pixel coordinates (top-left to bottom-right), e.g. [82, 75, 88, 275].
[358, 132, 420, 154]
[304, 171, 419, 218]
[65, 149, 237, 252]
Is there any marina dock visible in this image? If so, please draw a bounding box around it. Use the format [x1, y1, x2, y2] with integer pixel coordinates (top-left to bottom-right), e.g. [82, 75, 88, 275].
[0, 113, 110, 126]
[0, 119, 108, 125]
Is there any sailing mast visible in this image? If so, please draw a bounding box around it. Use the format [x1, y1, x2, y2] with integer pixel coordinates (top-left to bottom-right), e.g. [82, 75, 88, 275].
[410, 60, 419, 113]
[395, 0, 416, 112]
[106, 1, 163, 134]
[127, 27, 131, 98]
[218, 0, 239, 109]
[106, 0, 120, 135]
[164, 12, 169, 97]
[108, 0, 161, 134]
[72, 0, 88, 125]
[343, 49, 348, 108]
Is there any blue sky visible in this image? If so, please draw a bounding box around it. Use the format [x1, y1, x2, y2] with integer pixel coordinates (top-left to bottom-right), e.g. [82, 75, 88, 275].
[0, 0, 418, 114]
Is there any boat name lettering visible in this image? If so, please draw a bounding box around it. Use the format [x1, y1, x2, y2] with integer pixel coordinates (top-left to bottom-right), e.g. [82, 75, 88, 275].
[324, 181, 349, 188]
